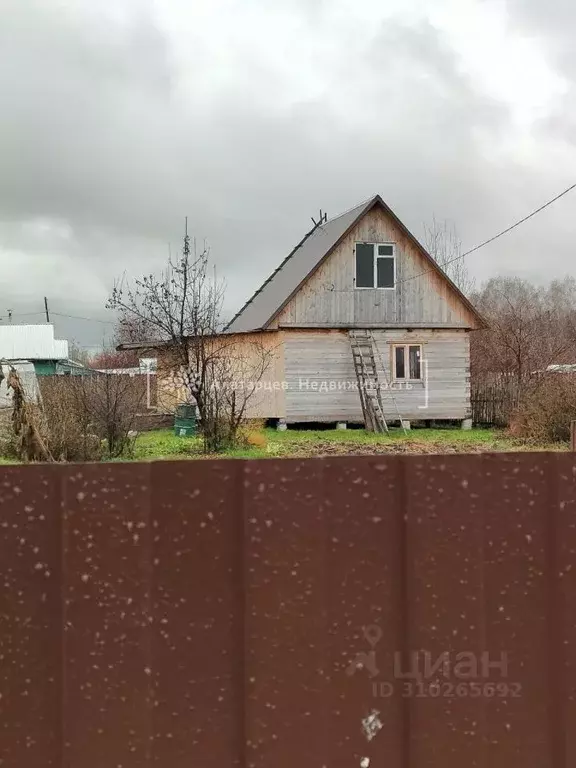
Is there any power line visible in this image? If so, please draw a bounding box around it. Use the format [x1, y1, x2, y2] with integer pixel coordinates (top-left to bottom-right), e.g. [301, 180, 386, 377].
[51, 312, 116, 325]
[1, 310, 116, 325]
[398, 181, 576, 287]
[1, 312, 45, 319]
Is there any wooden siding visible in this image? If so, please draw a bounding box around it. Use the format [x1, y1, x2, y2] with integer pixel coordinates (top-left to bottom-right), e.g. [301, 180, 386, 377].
[156, 327, 471, 423]
[274, 207, 478, 329]
[156, 332, 286, 419]
[283, 329, 470, 422]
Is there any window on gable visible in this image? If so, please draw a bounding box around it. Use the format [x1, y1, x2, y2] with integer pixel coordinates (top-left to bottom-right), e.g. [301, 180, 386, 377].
[393, 344, 422, 380]
[355, 243, 395, 289]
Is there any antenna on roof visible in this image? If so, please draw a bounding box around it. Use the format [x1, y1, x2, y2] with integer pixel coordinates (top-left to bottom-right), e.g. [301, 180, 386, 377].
[311, 209, 328, 227]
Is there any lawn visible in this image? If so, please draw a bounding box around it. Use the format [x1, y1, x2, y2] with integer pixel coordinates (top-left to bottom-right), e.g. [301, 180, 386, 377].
[131, 426, 565, 461]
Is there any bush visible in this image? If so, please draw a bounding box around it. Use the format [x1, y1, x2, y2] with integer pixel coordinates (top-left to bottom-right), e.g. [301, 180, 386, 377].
[40, 378, 103, 461]
[510, 375, 576, 442]
[237, 429, 268, 450]
[236, 419, 267, 450]
[39, 374, 145, 461]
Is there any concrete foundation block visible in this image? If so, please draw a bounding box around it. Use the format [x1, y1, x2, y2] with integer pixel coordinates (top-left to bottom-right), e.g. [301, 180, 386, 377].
[461, 418, 473, 431]
[401, 420, 411, 431]
[336, 422, 347, 431]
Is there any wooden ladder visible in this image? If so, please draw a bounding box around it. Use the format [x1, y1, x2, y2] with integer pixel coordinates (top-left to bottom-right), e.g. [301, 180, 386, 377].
[349, 330, 389, 433]
[349, 330, 407, 434]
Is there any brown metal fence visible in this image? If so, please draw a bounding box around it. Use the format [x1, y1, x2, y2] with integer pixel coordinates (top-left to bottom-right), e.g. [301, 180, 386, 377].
[1, 453, 576, 767]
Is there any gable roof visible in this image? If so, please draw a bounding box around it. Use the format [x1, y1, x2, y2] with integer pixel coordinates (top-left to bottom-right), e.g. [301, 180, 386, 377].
[225, 194, 483, 333]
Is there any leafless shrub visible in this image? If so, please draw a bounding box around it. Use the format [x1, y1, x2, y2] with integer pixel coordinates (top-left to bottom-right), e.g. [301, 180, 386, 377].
[510, 374, 576, 443]
[39, 374, 145, 461]
[40, 378, 93, 461]
[73, 374, 145, 458]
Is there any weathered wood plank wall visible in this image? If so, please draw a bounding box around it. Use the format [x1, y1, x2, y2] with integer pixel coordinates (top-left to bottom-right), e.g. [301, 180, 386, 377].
[274, 207, 478, 329]
[284, 329, 470, 422]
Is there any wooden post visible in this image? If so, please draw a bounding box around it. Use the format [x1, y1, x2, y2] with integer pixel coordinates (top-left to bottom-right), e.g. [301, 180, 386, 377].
[571, 421, 576, 451]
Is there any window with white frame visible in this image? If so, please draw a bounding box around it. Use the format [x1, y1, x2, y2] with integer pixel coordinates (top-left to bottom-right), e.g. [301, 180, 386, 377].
[392, 344, 422, 380]
[355, 243, 395, 289]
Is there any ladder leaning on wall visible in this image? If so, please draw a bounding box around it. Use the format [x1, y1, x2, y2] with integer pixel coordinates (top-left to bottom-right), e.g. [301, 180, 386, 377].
[348, 329, 407, 435]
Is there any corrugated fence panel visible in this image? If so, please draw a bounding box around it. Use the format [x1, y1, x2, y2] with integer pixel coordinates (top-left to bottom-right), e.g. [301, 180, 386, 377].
[62, 463, 152, 768]
[482, 454, 553, 768]
[0, 465, 62, 768]
[405, 454, 489, 768]
[243, 459, 327, 768]
[2, 454, 576, 767]
[322, 456, 405, 768]
[552, 454, 574, 768]
[149, 460, 243, 767]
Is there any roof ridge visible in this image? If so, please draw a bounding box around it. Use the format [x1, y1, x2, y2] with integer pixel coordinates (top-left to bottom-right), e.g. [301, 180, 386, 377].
[323, 194, 378, 224]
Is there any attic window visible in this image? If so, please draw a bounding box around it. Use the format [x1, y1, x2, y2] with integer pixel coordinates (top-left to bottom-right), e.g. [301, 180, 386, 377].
[355, 243, 395, 289]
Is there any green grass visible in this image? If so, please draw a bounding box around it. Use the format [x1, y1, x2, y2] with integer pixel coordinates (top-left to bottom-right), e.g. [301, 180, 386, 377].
[132, 429, 272, 460]
[130, 425, 558, 462]
[0, 425, 565, 464]
[132, 429, 204, 459]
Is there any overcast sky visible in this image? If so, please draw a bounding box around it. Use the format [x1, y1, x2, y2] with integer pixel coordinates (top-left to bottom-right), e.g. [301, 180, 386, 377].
[1, 0, 575, 351]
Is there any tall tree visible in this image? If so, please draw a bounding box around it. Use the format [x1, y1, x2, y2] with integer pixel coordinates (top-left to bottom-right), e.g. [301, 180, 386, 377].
[68, 340, 91, 367]
[107, 223, 272, 452]
[470, 275, 576, 387]
[424, 216, 476, 296]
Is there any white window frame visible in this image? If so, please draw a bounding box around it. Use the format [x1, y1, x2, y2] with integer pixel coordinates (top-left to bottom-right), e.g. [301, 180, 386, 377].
[354, 242, 396, 290]
[392, 344, 423, 381]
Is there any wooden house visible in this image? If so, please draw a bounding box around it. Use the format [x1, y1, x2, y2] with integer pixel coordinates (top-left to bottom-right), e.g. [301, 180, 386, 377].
[155, 194, 483, 428]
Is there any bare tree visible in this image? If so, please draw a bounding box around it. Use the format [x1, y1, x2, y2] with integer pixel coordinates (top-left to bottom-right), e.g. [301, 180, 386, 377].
[68, 340, 92, 367]
[471, 276, 576, 392]
[107, 223, 273, 452]
[202, 338, 275, 449]
[72, 374, 144, 458]
[424, 216, 476, 296]
[37, 373, 144, 461]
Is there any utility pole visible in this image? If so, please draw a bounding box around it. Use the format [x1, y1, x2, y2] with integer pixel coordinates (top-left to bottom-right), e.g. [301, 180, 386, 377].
[44, 297, 50, 323]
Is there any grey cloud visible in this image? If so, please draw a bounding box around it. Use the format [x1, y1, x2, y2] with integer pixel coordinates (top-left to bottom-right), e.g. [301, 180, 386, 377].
[0, 0, 573, 350]
[492, 1, 576, 146]
[0, 1, 176, 233]
[502, 0, 576, 68]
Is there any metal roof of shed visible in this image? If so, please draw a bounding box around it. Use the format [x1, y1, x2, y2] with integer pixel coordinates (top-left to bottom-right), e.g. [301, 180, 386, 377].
[0, 324, 69, 361]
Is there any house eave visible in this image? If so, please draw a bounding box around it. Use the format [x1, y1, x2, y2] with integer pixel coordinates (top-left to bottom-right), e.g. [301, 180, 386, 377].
[116, 328, 277, 352]
[277, 323, 474, 331]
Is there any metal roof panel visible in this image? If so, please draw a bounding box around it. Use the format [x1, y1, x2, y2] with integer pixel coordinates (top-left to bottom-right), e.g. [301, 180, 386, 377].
[225, 198, 375, 333]
[0, 325, 68, 360]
